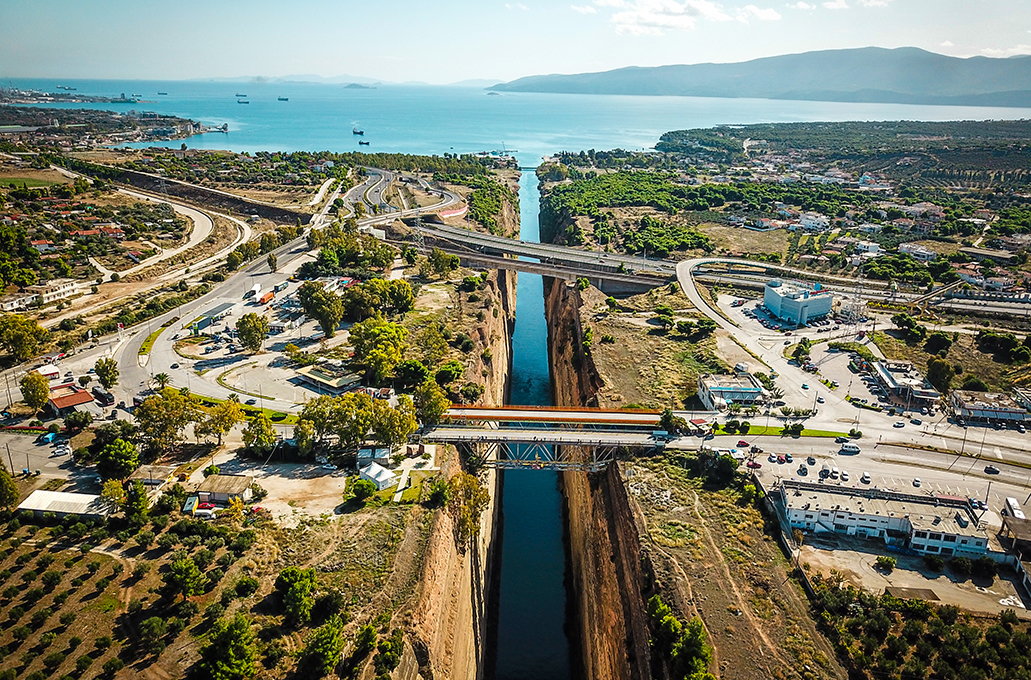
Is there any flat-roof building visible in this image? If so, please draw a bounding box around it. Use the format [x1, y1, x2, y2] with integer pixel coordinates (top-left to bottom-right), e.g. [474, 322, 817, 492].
[18, 490, 113, 519]
[296, 363, 362, 395]
[763, 279, 833, 326]
[697, 373, 764, 412]
[192, 302, 236, 332]
[777, 480, 989, 559]
[197, 474, 253, 503]
[872, 360, 940, 407]
[950, 390, 1029, 423]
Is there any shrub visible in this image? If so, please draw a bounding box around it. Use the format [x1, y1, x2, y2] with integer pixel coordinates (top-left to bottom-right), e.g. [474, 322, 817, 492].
[102, 658, 124, 675]
[875, 556, 896, 573]
[922, 555, 944, 572]
[235, 576, 260, 598]
[59, 611, 77, 626]
[41, 570, 61, 588]
[68, 635, 82, 649]
[94, 635, 113, 651]
[75, 655, 93, 673]
[949, 556, 973, 576]
[40, 631, 57, 647]
[133, 562, 152, 579]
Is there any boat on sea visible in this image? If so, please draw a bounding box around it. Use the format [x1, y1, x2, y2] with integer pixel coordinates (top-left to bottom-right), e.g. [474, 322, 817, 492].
[278, 97, 289, 101]
[353, 127, 364, 135]
[237, 99, 249, 104]
[358, 140, 370, 145]
[235, 93, 247, 97]
[157, 92, 168, 95]
[132, 93, 142, 97]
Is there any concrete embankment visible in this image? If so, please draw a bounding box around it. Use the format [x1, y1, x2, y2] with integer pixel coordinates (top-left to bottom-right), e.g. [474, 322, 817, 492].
[406, 216, 518, 680]
[544, 276, 655, 680]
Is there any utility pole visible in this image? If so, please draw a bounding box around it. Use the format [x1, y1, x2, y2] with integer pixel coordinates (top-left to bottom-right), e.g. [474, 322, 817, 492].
[5, 443, 13, 475]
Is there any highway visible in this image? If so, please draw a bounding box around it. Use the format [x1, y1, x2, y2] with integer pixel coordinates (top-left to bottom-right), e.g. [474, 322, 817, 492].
[423, 426, 662, 448]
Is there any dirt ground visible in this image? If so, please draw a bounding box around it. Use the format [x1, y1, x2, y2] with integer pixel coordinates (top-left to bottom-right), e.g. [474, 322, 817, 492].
[210, 184, 313, 207]
[581, 285, 727, 408]
[626, 459, 848, 680]
[801, 535, 1030, 616]
[699, 223, 791, 257]
[0, 166, 75, 186]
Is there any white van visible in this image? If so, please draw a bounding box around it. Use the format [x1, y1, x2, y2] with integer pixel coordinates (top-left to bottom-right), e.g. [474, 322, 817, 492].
[831, 466, 840, 479]
[840, 442, 861, 455]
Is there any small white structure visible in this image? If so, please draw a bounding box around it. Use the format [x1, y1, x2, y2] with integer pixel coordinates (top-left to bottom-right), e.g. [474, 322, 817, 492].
[18, 490, 113, 519]
[35, 365, 60, 381]
[357, 445, 393, 465]
[360, 462, 397, 491]
[197, 474, 254, 503]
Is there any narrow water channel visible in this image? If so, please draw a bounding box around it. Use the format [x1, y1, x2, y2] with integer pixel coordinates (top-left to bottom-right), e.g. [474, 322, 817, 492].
[489, 170, 574, 680]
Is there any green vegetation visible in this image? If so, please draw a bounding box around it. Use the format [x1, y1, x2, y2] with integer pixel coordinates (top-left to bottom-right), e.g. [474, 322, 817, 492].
[646, 595, 714, 680]
[438, 174, 516, 234]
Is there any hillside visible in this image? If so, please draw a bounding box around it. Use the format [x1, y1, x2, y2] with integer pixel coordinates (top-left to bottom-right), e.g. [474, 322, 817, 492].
[489, 47, 1031, 107]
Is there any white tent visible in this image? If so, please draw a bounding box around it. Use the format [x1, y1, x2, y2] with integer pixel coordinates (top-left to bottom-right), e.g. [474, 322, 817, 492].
[36, 365, 60, 380]
[359, 462, 397, 491]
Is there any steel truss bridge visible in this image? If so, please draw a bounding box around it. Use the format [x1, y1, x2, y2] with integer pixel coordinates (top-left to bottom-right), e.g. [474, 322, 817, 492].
[420, 406, 717, 471]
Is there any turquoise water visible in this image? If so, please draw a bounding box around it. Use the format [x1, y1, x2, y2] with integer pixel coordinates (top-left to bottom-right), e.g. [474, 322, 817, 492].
[490, 171, 572, 680]
[9, 78, 1031, 168]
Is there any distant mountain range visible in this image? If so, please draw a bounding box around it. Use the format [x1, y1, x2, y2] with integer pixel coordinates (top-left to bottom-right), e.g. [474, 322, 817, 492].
[488, 47, 1031, 107]
[197, 74, 498, 88]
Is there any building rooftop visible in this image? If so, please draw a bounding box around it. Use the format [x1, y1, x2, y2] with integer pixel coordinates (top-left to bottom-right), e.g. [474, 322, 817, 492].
[296, 364, 362, 391]
[18, 490, 113, 517]
[699, 373, 762, 392]
[48, 385, 94, 410]
[765, 279, 833, 300]
[780, 481, 987, 540]
[197, 474, 253, 496]
[200, 302, 235, 319]
[952, 390, 1025, 413]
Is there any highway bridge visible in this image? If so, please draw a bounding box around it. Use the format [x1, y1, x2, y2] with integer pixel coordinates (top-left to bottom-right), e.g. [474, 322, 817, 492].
[422, 406, 717, 470]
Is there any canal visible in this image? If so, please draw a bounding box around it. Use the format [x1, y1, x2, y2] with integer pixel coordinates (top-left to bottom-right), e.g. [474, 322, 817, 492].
[488, 169, 575, 680]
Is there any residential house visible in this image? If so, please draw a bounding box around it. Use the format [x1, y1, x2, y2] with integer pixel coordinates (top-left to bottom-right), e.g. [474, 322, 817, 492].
[197, 474, 254, 503]
[359, 462, 397, 491]
[855, 241, 880, 254]
[30, 240, 56, 252]
[899, 243, 938, 262]
[25, 279, 78, 305]
[799, 212, 829, 231]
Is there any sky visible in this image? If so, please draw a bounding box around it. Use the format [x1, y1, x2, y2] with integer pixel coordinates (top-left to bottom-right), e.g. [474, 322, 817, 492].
[2, 0, 1030, 84]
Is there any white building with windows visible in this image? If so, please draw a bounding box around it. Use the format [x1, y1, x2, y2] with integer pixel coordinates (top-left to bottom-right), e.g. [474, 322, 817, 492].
[899, 242, 938, 262]
[763, 279, 834, 326]
[778, 480, 989, 558]
[697, 373, 764, 411]
[25, 279, 79, 305]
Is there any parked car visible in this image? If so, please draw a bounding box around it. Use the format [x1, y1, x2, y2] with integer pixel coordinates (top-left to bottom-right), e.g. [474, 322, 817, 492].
[807, 456, 816, 466]
[861, 472, 871, 484]
[894, 421, 905, 428]
[785, 453, 793, 463]
[746, 461, 762, 469]
[835, 437, 849, 444]
[768, 453, 777, 463]
[197, 502, 215, 510]
[798, 466, 808, 476]
[801, 383, 809, 390]
[913, 478, 922, 487]
[737, 440, 750, 448]
[777, 455, 786, 464]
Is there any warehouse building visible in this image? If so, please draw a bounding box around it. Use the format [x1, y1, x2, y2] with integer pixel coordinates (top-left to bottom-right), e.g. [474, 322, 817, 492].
[697, 373, 765, 411]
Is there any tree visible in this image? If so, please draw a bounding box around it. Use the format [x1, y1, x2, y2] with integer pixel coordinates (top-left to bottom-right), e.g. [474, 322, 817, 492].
[695, 318, 717, 337]
[350, 479, 377, 503]
[0, 467, 17, 509]
[298, 281, 345, 337]
[78, 375, 91, 387]
[139, 616, 168, 655]
[94, 358, 119, 389]
[447, 473, 490, 547]
[659, 408, 688, 435]
[163, 556, 206, 601]
[242, 414, 276, 455]
[200, 613, 257, 680]
[371, 396, 417, 449]
[435, 360, 464, 386]
[295, 419, 317, 457]
[416, 325, 449, 365]
[333, 391, 374, 451]
[300, 395, 338, 443]
[427, 247, 459, 279]
[275, 567, 317, 627]
[97, 438, 139, 481]
[393, 359, 430, 390]
[349, 316, 407, 383]
[134, 389, 200, 456]
[299, 615, 346, 677]
[235, 313, 270, 354]
[153, 372, 171, 389]
[0, 313, 49, 361]
[19, 371, 49, 415]
[99, 479, 126, 507]
[124, 479, 149, 525]
[196, 399, 245, 447]
[65, 410, 92, 431]
[414, 380, 450, 426]
[926, 356, 955, 394]
[267, 252, 278, 272]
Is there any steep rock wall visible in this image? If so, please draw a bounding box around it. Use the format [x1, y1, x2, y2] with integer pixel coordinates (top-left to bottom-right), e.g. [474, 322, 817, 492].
[544, 276, 653, 680]
[406, 201, 518, 680]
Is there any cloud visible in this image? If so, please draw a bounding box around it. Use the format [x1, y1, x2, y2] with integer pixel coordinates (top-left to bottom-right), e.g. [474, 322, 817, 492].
[981, 44, 1031, 57]
[571, 4, 598, 11]
[504, 2, 529, 9]
[940, 40, 953, 47]
[737, 4, 781, 21]
[787, 1, 814, 8]
[600, 0, 737, 35]
[855, 0, 892, 5]
[822, 0, 848, 8]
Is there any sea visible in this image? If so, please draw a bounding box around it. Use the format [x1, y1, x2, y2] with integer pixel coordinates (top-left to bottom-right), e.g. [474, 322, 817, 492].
[6, 78, 1031, 169]
[8, 78, 1031, 680]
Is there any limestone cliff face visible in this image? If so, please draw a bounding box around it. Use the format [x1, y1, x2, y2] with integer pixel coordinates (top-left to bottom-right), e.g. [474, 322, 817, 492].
[406, 198, 518, 680]
[544, 276, 654, 680]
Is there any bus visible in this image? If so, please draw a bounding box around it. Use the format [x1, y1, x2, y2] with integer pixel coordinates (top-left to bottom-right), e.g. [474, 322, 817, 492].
[91, 386, 115, 406]
[1006, 497, 1026, 520]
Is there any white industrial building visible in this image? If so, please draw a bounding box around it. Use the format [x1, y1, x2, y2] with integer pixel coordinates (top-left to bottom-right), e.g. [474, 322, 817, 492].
[697, 373, 765, 411]
[872, 360, 941, 408]
[763, 279, 834, 326]
[950, 390, 1030, 423]
[777, 480, 990, 558]
[18, 490, 114, 520]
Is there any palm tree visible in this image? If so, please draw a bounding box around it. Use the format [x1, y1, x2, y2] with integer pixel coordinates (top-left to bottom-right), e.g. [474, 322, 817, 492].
[153, 372, 171, 389]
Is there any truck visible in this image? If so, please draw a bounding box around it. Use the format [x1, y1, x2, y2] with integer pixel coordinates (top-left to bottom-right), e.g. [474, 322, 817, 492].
[258, 291, 274, 305]
[244, 283, 261, 299]
[273, 281, 289, 293]
[1006, 497, 1026, 520]
[91, 386, 115, 406]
